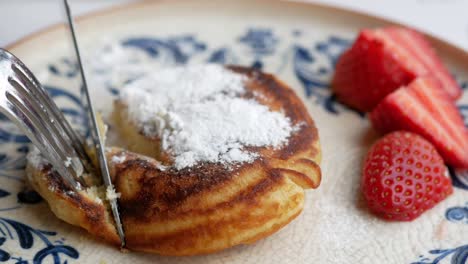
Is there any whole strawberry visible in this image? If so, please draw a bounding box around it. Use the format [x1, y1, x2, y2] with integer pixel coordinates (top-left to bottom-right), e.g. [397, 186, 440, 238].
[362, 131, 453, 221]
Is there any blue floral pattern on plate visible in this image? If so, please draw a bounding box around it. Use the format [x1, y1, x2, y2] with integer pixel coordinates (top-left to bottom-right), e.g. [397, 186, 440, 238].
[0, 27, 466, 263]
[445, 203, 468, 224]
[412, 245, 468, 264]
[0, 217, 78, 264]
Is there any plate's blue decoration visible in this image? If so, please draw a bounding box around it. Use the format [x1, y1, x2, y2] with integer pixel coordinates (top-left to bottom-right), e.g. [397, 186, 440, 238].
[315, 36, 351, 67]
[16, 190, 42, 205]
[118, 29, 359, 116]
[0, 217, 79, 264]
[0, 84, 86, 152]
[207, 47, 239, 65]
[0, 146, 29, 212]
[291, 37, 363, 116]
[0, 27, 467, 263]
[48, 58, 79, 79]
[445, 204, 468, 224]
[412, 245, 468, 264]
[0, 191, 9, 199]
[448, 107, 468, 191]
[0, 83, 83, 260]
[238, 28, 279, 69]
[450, 168, 468, 190]
[0, 113, 29, 145]
[239, 28, 278, 56]
[450, 92, 468, 189]
[459, 79, 468, 90]
[122, 35, 207, 64]
[445, 107, 468, 227]
[0, 83, 86, 200]
[0, 148, 28, 172]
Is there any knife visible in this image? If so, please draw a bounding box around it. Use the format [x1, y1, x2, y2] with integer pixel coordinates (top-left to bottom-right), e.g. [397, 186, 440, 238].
[63, 0, 125, 247]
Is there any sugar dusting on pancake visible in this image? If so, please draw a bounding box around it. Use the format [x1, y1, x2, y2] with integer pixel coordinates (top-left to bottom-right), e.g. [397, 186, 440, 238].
[24, 64, 322, 255]
[120, 64, 299, 169]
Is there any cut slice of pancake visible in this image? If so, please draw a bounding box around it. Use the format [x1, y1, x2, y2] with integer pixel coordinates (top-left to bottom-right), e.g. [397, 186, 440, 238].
[26, 65, 321, 255]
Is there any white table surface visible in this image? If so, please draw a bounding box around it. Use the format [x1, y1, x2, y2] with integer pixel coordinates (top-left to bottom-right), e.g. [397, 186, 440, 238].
[1, 0, 468, 51]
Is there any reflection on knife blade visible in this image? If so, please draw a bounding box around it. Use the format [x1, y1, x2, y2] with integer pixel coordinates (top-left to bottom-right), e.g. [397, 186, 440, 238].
[63, 0, 126, 247]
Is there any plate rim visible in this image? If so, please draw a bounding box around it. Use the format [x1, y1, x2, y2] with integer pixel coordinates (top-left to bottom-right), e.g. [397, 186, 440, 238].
[4, 0, 468, 65]
[1, 1, 466, 262]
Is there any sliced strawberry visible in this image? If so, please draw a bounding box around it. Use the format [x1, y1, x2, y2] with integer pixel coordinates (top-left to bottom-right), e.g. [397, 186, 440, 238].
[370, 77, 468, 168]
[332, 26, 462, 112]
[407, 78, 466, 142]
[332, 30, 416, 111]
[383, 27, 462, 99]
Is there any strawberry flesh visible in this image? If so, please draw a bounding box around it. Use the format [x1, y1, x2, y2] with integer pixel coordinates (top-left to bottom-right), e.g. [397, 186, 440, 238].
[383, 27, 461, 100]
[370, 77, 468, 168]
[332, 27, 462, 112]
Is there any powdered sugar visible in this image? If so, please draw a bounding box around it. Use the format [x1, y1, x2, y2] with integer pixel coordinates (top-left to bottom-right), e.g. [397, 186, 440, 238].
[64, 157, 72, 167]
[110, 153, 127, 164]
[86, 40, 156, 91]
[120, 64, 297, 169]
[26, 147, 48, 169]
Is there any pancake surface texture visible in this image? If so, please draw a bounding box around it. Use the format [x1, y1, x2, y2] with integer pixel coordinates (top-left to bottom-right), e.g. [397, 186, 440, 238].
[26, 65, 321, 255]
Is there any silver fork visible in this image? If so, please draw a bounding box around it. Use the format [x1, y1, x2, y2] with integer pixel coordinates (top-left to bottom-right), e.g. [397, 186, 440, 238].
[0, 48, 91, 190]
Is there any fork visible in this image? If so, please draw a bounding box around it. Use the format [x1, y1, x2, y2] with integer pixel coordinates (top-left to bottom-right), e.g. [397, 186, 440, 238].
[0, 48, 92, 190]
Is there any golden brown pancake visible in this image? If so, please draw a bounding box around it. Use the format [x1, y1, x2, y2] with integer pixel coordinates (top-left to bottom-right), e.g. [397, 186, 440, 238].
[26, 66, 321, 255]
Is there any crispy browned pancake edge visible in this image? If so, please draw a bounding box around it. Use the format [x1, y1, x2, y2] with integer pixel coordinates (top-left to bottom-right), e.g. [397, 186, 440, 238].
[27, 66, 322, 255]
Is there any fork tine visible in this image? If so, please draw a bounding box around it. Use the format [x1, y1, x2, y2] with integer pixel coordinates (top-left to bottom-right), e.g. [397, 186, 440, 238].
[8, 76, 78, 159]
[5, 91, 83, 189]
[0, 48, 90, 190]
[7, 81, 86, 184]
[12, 60, 90, 168]
[10, 62, 93, 172]
[5, 89, 79, 174]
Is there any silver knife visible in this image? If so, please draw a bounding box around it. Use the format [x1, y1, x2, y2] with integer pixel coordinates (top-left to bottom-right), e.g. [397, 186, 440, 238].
[63, 0, 125, 247]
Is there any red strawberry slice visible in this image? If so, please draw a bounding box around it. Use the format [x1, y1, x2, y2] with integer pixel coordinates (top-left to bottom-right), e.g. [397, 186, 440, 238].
[362, 131, 453, 221]
[382, 27, 461, 100]
[370, 77, 468, 168]
[332, 27, 462, 112]
[332, 30, 416, 111]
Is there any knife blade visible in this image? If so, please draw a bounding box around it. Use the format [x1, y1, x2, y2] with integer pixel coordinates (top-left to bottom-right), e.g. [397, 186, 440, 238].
[63, 0, 125, 247]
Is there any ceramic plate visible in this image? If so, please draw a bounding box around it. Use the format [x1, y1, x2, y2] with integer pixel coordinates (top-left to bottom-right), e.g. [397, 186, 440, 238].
[1, 1, 467, 263]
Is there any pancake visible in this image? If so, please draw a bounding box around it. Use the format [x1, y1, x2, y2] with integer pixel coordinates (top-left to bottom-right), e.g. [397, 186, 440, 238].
[26, 65, 321, 255]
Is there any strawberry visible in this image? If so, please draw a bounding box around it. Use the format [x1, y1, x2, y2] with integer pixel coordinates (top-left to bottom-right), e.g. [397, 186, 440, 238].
[370, 77, 468, 168]
[332, 26, 462, 112]
[362, 131, 453, 221]
[383, 27, 461, 100]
